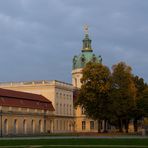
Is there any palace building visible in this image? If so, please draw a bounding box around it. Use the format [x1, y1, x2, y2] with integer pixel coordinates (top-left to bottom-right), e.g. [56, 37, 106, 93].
[0, 26, 114, 135]
[0, 80, 75, 133]
[0, 88, 54, 136]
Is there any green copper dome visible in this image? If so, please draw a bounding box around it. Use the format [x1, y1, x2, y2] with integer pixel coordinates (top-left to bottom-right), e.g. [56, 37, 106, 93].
[73, 29, 102, 70]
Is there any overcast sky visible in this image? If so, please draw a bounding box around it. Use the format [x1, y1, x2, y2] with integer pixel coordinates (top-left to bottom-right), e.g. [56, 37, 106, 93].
[0, 0, 148, 83]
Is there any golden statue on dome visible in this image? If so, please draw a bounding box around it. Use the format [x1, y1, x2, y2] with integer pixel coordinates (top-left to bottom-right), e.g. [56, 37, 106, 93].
[84, 24, 89, 35]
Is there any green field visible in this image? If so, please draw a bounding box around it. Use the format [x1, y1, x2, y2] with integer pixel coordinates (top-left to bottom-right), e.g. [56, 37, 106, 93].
[0, 138, 148, 148]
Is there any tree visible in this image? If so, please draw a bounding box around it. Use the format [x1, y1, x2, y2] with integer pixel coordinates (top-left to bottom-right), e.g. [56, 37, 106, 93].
[137, 87, 148, 117]
[110, 62, 136, 133]
[75, 62, 111, 132]
[132, 76, 147, 132]
[133, 76, 147, 98]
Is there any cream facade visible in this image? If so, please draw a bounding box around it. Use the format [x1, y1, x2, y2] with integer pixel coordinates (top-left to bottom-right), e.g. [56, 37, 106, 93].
[0, 80, 75, 133]
[0, 106, 54, 136]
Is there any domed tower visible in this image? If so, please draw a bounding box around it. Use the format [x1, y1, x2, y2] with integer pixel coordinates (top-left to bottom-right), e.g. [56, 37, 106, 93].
[72, 25, 102, 88]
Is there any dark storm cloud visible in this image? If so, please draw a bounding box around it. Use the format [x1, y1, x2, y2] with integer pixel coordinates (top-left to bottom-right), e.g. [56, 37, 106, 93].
[0, 0, 148, 83]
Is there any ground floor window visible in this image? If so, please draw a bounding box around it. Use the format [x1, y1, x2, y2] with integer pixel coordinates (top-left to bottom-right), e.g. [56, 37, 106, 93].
[39, 120, 43, 133]
[56, 120, 58, 130]
[90, 121, 94, 130]
[4, 119, 8, 134]
[82, 121, 86, 130]
[23, 119, 27, 134]
[14, 119, 18, 134]
[31, 120, 35, 133]
[44, 119, 46, 132]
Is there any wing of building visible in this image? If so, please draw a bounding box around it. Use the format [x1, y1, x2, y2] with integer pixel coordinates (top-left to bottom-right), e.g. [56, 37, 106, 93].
[0, 88, 54, 136]
[0, 80, 75, 133]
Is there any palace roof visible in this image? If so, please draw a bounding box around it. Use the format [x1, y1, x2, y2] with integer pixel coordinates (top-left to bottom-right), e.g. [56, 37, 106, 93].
[0, 88, 54, 111]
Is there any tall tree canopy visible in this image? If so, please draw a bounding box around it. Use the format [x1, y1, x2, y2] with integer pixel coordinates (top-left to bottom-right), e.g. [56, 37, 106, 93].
[137, 87, 148, 118]
[75, 61, 147, 133]
[75, 62, 111, 132]
[132, 76, 147, 132]
[110, 62, 136, 132]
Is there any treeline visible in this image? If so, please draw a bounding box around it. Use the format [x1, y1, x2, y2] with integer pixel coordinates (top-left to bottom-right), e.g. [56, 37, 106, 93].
[75, 62, 148, 133]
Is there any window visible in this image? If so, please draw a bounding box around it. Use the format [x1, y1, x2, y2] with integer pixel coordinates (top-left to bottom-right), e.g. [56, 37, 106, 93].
[70, 105, 71, 115]
[63, 104, 65, 115]
[63, 120, 65, 130]
[56, 103, 58, 114]
[31, 120, 35, 133]
[90, 121, 94, 130]
[39, 120, 43, 133]
[60, 104, 62, 114]
[81, 107, 85, 115]
[4, 119, 8, 134]
[14, 119, 18, 134]
[23, 119, 27, 134]
[82, 121, 86, 130]
[56, 120, 58, 130]
[60, 120, 62, 130]
[44, 119, 46, 132]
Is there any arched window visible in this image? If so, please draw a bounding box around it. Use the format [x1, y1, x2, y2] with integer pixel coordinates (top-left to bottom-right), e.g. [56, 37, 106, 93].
[69, 124, 71, 131]
[63, 120, 65, 131]
[14, 119, 18, 134]
[4, 119, 8, 135]
[39, 120, 43, 133]
[56, 120, 58, 131]
[60, 120, 62, 130]
[23, 119, 27, 134]
[31, 120, 35, 134]
[44, 119, 46, 132]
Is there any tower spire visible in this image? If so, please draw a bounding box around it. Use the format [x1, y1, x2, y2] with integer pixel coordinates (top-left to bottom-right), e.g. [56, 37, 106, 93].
[82, 25, 92, 52]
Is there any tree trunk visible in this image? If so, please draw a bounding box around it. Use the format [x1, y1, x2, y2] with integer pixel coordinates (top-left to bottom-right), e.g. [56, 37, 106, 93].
[103, 119, 107, 133]
[97, 119, 101, 133]
[134, 119, 138, 132]
[119, 119, 123, 133]
[125, 119, 129, 133]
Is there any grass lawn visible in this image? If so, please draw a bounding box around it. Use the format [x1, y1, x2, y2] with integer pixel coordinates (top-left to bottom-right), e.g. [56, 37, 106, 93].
[0, 138, 148, 148]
